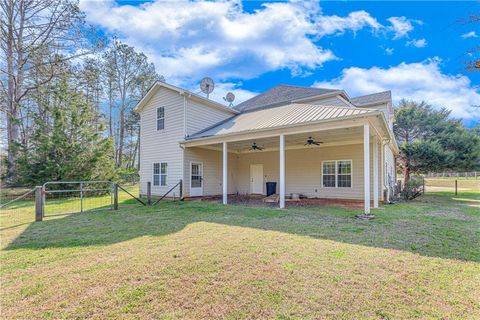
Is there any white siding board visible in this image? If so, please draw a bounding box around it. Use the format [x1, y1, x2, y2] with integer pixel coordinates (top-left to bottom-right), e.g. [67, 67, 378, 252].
[187, 99, 233, 137]
[139, 87, 185, 196]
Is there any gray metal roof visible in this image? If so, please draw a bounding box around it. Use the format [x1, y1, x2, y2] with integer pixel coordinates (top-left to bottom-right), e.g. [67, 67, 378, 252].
[188, 103, 377, 140]
[351, 91, 391, 107]
[234, 84, 339, 112]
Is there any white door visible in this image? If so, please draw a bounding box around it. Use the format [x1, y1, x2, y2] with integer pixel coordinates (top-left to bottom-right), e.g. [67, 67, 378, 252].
[250, 164, 264, 194]
[190, 162, 203, 197]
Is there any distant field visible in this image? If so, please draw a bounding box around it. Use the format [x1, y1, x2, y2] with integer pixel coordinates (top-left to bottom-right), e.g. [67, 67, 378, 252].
[425, 178, 479, 193]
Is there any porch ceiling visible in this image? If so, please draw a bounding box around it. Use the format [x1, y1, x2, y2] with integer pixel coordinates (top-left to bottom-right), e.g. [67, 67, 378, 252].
[193, 126, 365, 153]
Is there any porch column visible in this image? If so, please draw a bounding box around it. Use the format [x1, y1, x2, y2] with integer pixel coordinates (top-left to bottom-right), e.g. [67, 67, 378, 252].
[373, 135, 379, 208]
[364, 123, 371, 214]
[223, 141, 228, 205]
[279, 134, 285, 209]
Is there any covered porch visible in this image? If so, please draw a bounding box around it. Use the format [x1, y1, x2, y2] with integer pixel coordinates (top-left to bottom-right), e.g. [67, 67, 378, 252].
[182, 116, 392, 213]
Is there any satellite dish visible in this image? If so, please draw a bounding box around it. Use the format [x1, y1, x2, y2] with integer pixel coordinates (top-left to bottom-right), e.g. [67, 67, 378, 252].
[200, 77, 214, 99]
[223, 92, 235, 107]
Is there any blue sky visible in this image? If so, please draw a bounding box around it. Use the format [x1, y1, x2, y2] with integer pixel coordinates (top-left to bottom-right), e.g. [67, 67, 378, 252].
[80, 0, 480, 125]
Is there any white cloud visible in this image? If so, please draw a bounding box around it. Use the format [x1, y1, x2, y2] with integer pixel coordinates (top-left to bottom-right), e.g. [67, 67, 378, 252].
[462, 31, 478, 39]
[387, 16, 419, 39]
[80, 0, 339, 84]
[313, 58, 480, 120]
[406, 38, 427, 48]
[80, 0, 396, 86]
[315, 10, 382, 37]
[384, 47, 394, 55]
[191, 81, 257, 107]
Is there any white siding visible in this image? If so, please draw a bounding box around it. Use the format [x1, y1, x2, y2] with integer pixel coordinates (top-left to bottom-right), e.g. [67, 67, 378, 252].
[183, 147, 237, 197]
[185, 143, 384, 201]
[139, 87, 185, 196]
[187, 99, 233, 137]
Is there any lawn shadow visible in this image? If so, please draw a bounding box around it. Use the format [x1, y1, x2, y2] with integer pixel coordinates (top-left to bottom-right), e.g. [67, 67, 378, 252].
[4, 194, 480, 262]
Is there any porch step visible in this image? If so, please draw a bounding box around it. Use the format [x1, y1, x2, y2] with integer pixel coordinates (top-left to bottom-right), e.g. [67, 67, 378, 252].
[263, 194, 279, 203]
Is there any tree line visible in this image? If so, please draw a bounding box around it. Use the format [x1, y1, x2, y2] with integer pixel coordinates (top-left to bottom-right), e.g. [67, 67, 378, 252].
[1, 0, 162, 185]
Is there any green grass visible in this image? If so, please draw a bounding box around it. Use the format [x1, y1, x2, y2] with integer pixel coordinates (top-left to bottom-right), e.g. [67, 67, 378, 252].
[1, 189, 479, 319]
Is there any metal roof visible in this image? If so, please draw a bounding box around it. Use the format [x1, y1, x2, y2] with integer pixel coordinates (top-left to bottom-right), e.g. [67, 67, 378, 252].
[351, 91, 391, 107]
[234, 84, 340, 112]
[188, 103, 378, 140]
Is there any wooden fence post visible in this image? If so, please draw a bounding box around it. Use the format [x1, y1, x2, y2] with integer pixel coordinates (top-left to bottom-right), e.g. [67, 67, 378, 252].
[455, 180, 458, 195]
[35, 186, 43, 222]
[113, 183, 119, 210]
[147, 182, 151, 206]
[179, 179, 183, 199]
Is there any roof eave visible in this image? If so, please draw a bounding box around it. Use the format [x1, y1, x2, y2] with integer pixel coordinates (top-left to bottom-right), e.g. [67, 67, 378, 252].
[134, 81, 239, 115]
[182, 110, 382, 146]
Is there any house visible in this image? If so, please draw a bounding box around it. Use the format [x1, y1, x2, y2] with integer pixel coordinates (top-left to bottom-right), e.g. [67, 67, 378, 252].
[135, 82, 399, 213]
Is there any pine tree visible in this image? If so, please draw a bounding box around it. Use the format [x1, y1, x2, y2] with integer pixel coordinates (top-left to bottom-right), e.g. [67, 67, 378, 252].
[16, 77, 116, 185]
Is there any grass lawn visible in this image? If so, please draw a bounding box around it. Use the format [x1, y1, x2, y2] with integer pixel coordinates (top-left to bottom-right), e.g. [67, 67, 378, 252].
[1, 190, 479, 319]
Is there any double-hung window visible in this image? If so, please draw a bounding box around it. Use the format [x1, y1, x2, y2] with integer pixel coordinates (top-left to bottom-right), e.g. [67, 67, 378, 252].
[153, 162, 167, 186]
[322, 160, 352, 188]
[157, 107, 165, 130]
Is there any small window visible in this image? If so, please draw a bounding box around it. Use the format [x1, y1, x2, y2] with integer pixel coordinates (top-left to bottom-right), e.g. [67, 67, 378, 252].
[153, 163, 160, 186]
[153, 162, 167, 186]
[322, 161, 336, 187]
[322, 160, 352, 188]
[157, 107, 165, 130]
[160, 163, 167, 186]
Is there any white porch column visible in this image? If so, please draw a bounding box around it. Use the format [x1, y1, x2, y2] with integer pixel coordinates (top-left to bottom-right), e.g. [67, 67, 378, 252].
[279, 134, 285, 209]
[373, 135, 379, 208]
[222, 141, 228, 205]
[364, 123, 371, 214]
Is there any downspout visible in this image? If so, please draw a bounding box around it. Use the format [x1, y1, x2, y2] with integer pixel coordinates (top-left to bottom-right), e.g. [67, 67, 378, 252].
[382, 140, 389, 202]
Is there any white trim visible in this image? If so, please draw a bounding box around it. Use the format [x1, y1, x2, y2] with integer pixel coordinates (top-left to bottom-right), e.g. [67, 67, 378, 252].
[364, 123, 371, 214]
[135, 81, 238, 115]
[321, 160, 353, 188]
[222, 142, 228, 205]
[189, 161, 204, 197]
[373, 136, 379, 208]
[279, 134, 285, 209]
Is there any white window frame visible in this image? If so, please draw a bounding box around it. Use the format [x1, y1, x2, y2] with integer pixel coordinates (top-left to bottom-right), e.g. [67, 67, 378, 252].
[156, 106, 165, 131]
[321, 160, 353, 188]
[153, 163, 160, 186]
[153, 162, 167, 186]
[160, 162, 167, 186]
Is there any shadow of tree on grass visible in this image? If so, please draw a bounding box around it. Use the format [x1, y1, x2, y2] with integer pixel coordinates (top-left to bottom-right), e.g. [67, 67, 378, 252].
[4, 194, 480, 262]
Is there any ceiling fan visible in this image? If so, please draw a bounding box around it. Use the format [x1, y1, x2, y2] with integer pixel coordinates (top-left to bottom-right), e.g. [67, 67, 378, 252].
[304, 136, 323, 146]
[249, 142, 264, 151]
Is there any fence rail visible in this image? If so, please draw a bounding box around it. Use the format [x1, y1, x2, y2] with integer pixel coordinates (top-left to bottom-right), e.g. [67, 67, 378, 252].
[426, 172, 479, 179]
[424, 178, 480, 194]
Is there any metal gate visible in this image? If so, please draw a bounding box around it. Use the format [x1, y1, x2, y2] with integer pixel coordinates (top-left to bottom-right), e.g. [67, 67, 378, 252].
[43, 181, 113, 216]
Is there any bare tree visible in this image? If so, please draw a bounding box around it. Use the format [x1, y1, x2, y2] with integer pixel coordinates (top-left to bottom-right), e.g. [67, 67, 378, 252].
[0, 0, 91, 182]
[103, 39, 158, 167]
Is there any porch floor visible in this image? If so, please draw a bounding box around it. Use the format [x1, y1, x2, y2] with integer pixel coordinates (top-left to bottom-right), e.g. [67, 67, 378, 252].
[200, 194, 368, 209]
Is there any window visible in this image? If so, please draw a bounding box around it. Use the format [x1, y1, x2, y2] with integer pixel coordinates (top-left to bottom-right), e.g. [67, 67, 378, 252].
[322, 160, 352, 188]
[157, 107, 165, 130]
[153, 162, 167, 186]
[322, 161, 336, 188]
[337, 160, 352, 188]
[160, 163, 167, 186]
[153, 163, 160, 186]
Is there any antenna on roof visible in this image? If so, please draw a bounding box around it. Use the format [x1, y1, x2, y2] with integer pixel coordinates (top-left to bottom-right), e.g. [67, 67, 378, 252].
[200, 77, 214, 99]
[223, 92, 235, 107]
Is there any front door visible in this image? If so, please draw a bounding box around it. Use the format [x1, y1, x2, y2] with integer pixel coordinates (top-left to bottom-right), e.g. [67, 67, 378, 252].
[190, 162, 203, 197]
[250, 164, 264, 194]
